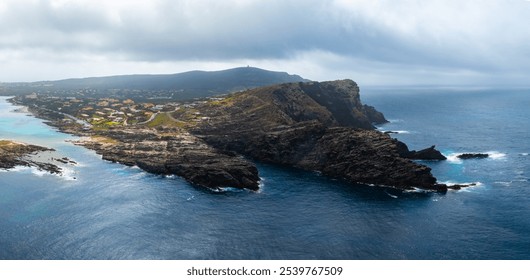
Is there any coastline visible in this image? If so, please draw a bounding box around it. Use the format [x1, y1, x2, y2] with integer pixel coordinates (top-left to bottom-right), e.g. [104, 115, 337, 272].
[0, 139, 76, 176]
[6, 80, 466, 193]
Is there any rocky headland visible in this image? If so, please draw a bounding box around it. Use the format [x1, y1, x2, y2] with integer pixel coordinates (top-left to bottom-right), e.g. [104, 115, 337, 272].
[0, 140, 68, 174]
[188, 80, 451, 191]
[12, 79, 461, 192]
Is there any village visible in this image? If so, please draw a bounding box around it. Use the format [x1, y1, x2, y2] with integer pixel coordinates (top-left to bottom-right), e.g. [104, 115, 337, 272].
[16, 92, 214, 130]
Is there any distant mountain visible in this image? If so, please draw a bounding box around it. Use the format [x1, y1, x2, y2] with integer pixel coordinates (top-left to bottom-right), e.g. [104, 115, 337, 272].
[1, 67, 309, 101]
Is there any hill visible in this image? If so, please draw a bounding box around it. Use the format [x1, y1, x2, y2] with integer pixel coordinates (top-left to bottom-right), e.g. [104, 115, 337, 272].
[1, 67, 308, 101]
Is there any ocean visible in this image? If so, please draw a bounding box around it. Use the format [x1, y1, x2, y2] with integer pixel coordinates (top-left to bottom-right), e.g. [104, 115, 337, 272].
[0, 88, 529, 260]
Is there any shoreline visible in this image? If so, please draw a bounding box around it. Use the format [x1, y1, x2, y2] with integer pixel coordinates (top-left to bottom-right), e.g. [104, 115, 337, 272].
[0, 139, 76, 177]
[6, 80, 465, 193]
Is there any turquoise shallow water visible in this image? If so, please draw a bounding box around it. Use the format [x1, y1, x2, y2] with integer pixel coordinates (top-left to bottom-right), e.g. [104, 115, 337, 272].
[0, 90, 529, 260]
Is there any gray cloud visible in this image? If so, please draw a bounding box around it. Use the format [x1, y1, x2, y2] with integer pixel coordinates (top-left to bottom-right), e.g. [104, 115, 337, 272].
[0, 0, 529, 85]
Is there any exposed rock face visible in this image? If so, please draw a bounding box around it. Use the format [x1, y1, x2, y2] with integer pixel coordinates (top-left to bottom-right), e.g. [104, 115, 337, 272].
[297, 80, 387, 128]
[395, 142, 447, 160]
[0, 140, 62, 174]
[74, 129, 260, 190]
[189, 80, 446, 191]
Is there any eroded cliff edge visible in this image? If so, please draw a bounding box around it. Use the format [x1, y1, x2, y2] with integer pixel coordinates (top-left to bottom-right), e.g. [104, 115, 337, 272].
[187, 80, 447, 191]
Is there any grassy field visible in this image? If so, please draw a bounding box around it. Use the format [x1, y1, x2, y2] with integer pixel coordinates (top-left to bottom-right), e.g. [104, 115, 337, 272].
[146, 112, 186, 128]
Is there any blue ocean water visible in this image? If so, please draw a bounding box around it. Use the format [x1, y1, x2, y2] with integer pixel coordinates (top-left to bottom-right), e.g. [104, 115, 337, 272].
[0, 89, 529, 260]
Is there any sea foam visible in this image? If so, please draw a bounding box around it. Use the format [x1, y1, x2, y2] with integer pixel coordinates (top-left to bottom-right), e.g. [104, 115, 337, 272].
[441, 181, 484, 192]
[487, 151, 507, 160]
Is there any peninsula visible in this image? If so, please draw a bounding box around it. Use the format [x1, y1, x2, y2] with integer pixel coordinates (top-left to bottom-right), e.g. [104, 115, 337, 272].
[7, 70, 458, 192]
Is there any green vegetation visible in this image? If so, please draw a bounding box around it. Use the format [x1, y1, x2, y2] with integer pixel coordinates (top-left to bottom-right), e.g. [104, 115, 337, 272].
[146, 112, 186, 128]
[91, 120, 121, 131]
[208, 94, 238, 106]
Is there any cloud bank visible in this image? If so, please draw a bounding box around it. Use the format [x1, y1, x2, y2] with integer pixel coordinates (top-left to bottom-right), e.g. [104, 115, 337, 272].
[0, 0, 529, 86]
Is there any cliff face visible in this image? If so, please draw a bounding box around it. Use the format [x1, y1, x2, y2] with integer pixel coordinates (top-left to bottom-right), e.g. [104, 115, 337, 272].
[185, 80, 386, 133]
[189, 80, 445, 191]
[298, 80, 387, 128]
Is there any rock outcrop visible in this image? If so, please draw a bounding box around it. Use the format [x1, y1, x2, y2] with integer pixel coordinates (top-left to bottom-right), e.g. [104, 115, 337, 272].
[457, 153, 489, 159]
[73, 129, 259, 190]
[0, 140, 62, 174]
[395, 142, 447, 160]
[189, 80, 447, 191]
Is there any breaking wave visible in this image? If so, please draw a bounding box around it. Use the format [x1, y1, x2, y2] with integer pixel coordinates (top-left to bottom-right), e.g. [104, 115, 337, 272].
[445, 151, 507, 164]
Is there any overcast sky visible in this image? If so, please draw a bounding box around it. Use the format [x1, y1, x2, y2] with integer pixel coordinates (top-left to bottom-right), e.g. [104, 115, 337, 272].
[0, 0, 529, 86]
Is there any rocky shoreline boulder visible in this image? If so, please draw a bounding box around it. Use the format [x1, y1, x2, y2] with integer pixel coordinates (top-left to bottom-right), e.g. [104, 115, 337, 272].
[457, 153, 489, 159]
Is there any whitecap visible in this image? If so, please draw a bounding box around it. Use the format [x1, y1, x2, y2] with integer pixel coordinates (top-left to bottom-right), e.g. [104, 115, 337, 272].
[441, 181, 483, 187]
[216, 187, 245, 193]
[445, 153, 463, 164]
[381, 130, 411, 134]
[403, 187, 433, 193]
[31, 168, 48, 177]
[445, 151, 506, 163]
[486, 151, 507, 160]
[513, 178, 529, 183]
[29, 165, 78, 181]
[385, 191, 398, 198]
[60, 167, 77, 181]
[519, 153, 528, 156]
[0, 166, 32, 173]
[257, 177, 265, 192]
[441, 181, 484, 192]
[494, 181, 512, 187]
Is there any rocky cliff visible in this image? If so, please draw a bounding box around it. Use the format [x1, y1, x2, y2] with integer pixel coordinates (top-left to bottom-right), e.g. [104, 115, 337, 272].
[188, 80, 447, 191]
